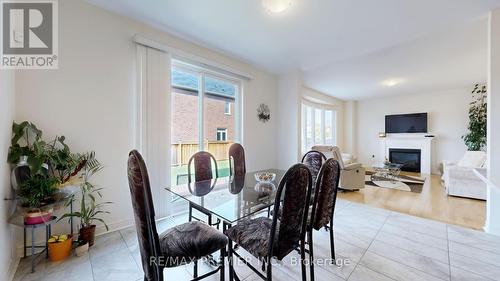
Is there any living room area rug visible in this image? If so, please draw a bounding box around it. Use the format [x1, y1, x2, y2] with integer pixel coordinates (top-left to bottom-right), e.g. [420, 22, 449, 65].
[365, 171, 426, 193]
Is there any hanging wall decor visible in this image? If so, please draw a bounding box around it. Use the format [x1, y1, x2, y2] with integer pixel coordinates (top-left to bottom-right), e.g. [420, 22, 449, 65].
[257, 103, 271, 122]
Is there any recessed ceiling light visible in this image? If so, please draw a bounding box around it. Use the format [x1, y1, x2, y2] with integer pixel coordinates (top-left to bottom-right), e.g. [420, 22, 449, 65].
[382, 79, 404, 87]
[262, 0, 294, 13]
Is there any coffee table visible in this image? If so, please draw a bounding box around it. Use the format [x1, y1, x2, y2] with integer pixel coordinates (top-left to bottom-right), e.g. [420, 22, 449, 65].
[371, 163, 404, 182]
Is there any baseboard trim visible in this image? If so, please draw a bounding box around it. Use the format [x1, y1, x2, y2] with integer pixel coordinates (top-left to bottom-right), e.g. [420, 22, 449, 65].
[8, 257, 20, 281]
[484, 218, 489, 232]
[484, 218, 500, 236]
[95, 218, 134, 237]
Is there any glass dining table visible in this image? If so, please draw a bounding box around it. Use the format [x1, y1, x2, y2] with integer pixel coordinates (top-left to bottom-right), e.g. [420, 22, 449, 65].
[165, 169, 286, 231]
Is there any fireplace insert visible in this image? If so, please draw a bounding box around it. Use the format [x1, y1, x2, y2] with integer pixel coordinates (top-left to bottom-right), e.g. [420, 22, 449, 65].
[389, 148, 421, 173]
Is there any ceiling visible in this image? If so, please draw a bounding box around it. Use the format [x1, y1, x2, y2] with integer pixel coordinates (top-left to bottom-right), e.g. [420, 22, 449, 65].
[86, 0, 500, 100]
[304, 19, 489, 100]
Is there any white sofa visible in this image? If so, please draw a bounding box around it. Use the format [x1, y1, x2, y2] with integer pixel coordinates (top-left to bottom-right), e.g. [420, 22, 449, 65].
[442, 151, 487, 200]
[312, 145, 365, 191]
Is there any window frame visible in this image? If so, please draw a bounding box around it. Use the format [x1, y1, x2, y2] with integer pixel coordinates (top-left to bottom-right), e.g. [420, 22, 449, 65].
[169, 61, 242, 209]
[171, 60, 242, 148]
[224, 101, 231, 115]
[301, 101, 337, 152]
[216, 128, 228, 141]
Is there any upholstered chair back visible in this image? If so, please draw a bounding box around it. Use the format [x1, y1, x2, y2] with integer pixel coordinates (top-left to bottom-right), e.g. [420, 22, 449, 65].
[271, 163, 312, 259]
[127, 150, 162, 281]
[229, 143, 246, 177]
[188, 151, 219, 183]
[311, 158, 341, 230]
[301, 150, 327, 184]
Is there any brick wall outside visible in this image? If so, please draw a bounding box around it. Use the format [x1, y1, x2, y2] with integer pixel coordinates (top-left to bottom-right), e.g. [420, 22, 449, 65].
[171, 91, 235, 143]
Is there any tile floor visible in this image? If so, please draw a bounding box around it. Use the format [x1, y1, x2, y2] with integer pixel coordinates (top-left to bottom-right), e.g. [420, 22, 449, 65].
[13, 199, 500, 281]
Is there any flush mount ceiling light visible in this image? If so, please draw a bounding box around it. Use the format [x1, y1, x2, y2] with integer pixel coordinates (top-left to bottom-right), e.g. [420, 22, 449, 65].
[381, 78, 404, 87]
[262, 0, 294, 13]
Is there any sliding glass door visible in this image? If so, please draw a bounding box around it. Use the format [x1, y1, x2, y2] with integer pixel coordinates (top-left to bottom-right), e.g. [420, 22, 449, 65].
[170, 66, 200, 187]
[170, 61, 240, 187]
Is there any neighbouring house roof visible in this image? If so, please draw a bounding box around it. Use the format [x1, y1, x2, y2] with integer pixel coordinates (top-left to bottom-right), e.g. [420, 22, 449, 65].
[172, 69, 236, 97]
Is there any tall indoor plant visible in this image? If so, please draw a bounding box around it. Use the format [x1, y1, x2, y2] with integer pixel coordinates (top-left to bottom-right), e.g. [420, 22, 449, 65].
[462, 84, 487, 151]
[59, 152, 112, 246]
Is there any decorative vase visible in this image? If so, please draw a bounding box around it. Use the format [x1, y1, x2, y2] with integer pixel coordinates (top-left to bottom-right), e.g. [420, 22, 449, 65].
[48, 234, 73, 262]
[79, 225, 97, 246]
[11, 156, 30, 191]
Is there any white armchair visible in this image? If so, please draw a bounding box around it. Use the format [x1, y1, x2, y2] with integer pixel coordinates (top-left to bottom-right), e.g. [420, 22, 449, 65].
[312, 146, 365, 191]
[311, 145, 356, 165]
[442, 151, 487, 200]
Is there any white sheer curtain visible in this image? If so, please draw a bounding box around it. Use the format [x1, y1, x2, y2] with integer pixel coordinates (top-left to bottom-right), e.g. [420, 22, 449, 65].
[135, 44, 171, 218]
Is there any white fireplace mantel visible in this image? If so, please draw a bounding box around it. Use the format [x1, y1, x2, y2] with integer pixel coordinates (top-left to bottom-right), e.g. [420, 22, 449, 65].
[379, 133, 435, 174]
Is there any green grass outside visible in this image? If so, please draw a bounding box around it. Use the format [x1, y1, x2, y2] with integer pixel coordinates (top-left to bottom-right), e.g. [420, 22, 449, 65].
[171, 160, 230, 186]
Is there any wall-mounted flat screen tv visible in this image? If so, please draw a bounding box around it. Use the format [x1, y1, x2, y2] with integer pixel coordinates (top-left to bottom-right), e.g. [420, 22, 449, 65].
[385, 113, 428, 133]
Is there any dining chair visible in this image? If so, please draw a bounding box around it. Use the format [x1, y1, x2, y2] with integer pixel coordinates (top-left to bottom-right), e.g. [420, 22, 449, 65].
[188, 151, 219, 183]
[307, 158, 341, 281]
[301, 150, 327, 185]
[187, 151, 221, 228]
[228, 143, 246, 177]
[127, 150, 228, 281]
[268, 151, 327, 220]
[224, 163, 313, 281]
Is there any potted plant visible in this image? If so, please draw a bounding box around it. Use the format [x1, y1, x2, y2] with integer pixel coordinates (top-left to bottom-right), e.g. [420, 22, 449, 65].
[462, 84, 487, 151]
[7, 122, 112, 241]
[8, 122, 60, 224]
[59, 152, 112, 246]
[7, 121, 95, 225]
[47, 234, 73, 261]
[19, 174, 60, 224]
[8, 122, 48, 190]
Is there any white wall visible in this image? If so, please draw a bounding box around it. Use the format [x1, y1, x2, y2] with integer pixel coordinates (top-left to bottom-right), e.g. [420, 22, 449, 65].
[0, 70, 16, 279]
[486, 9, 500, 235]
[14, 0, 278, 245]
[356, 88, 471, 174]
[276, 71, 302, 170]
[276, 78, 350, 169]
[241, 71, 278, 172]
[344, 101, 357, 156]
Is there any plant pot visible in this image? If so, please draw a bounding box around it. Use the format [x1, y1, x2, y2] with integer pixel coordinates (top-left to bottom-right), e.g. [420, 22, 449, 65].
[24, 209, 53, 225]
[48, 234, 73, 262]
[11, 156, 30, 191]
[75, 241, 89, 257]
[79, 225, 96, 247]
